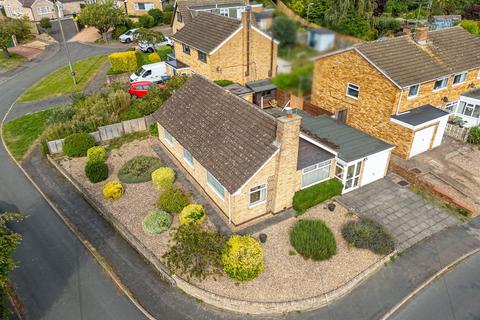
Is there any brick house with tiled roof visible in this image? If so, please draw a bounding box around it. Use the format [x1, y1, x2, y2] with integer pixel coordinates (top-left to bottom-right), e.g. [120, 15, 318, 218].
[152, 75, 393, 225]
[3, 0, 82, 21]
[311, 26, 480, 159]
[166, 10, 278, 85]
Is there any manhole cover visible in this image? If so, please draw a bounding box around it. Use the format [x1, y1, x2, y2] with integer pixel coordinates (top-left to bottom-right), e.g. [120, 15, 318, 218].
[398, 180, 409, 187]
[411, 168, 422, 174]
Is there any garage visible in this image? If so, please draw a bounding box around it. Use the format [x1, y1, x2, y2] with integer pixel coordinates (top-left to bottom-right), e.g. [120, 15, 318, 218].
[410, 125, 436, 157]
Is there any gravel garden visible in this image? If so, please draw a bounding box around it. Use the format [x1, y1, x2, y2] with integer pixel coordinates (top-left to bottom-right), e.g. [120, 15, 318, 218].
[55, 135, 395, 306]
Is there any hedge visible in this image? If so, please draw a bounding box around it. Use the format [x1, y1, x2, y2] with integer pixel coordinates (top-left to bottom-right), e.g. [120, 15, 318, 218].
[156, 187, 190, 213]
[87, 146, 107, 163]
[103, 181, 124, 201]
[148, 52, 161, 63]
[290, 219, 337, 261]
[85, 161, 109, 183]
[152, 167, 175, 190]
[143, 210, 171, 235]
[139, 14, 155, 28]
[222, 235, 264, 281]
[63, 132, 96, 157]
[341, 218, 395, 255]
[179, 204, 206, 225]
[108, 51, 138, 73]
[293, 179, 343, 214]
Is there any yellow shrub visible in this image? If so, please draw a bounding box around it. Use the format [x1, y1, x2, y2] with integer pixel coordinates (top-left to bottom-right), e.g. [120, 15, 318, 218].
[179, 204, 206, 225]
[102, 180, 124, 201]
[87, 146, 107, 163]
[108, 51, 138, 72]
[151, 167, 175, 190]
[222, 235, 264, 281]
[148, 52, 161, 63]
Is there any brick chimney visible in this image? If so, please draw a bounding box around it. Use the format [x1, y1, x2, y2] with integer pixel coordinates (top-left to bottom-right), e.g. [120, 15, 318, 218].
[414, 26, 428, 45]
[271, 114, 302, 213]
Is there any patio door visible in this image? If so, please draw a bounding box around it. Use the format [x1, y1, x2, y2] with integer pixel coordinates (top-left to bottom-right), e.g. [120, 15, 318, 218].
[344, 161, 362, 192]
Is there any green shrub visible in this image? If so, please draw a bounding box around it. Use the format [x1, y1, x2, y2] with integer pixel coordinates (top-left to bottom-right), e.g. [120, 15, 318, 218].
[149, 123, 158, 136]
[467, 126, 480, 144]
[163, 224, 226, 280]
[179, 204, 206, 225]
[163, 11, 173, 24]
[139, 14, 155, 28]
[163, 3, 173, 12]
[151, 167, 175, 190]
[87, 146, 107, 163]
[214, 80, 234, 87]
[293, 179, 343, 215]
[148, 52, 161, 63]
[142, 210, 171, 234]
[63, 133, 96, 157]
[460, 19, 480, 35]
[156, 187, 190, 213]
[118, 156, 163, 183]
[156, 46, 172, 60]
[85, 161, 109, 183]
[39, 17, 52, 29]
[290, 219, 337, 261]
[112, 25, 128, 40]
[222, 235, 264, 281]
[108, 51, 138, 73]
[341, 218, 395, 255]
[103, 181, 124, 201]
[148, 8, 163, 24]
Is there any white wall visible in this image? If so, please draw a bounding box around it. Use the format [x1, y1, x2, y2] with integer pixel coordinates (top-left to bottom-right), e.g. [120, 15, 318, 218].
[360, 149, 392, 186]
[432, 116, 449, 148]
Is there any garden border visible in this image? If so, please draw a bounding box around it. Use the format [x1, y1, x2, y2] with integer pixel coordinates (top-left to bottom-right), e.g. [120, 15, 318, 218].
[48, 153, 396, 316]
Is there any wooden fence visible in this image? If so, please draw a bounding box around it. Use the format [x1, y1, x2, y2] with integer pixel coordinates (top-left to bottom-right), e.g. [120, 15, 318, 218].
[444, 124, 470, 142]
[47, 116, 154, 154]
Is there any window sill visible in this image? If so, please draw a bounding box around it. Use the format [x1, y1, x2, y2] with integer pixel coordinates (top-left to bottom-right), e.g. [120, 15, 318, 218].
[249, 200, 266, 209]
[183, 158, 194, 169]
[346, 94, 359, 100]
[452, 82, 465, 87]
[407, 95, 418, 100]
[432, 87, 447, 92]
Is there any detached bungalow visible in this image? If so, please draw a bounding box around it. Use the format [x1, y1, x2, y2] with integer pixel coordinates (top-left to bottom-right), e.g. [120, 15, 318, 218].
[153, 75, 393, 226]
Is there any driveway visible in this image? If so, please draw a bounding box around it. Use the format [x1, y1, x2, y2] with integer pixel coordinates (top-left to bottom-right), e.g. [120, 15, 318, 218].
[340, 174, 459, 252]
[47, 18, 78, 42]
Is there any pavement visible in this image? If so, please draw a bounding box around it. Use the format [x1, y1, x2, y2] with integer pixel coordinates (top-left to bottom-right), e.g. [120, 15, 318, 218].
[340, 173, 459, 252]
[390, 250, 480, 320]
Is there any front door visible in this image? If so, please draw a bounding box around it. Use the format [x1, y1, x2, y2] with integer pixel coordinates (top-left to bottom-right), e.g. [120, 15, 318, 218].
[336, 109, 348, 123]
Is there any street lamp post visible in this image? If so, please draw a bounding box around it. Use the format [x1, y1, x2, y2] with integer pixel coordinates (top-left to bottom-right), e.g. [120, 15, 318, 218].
[53, 0, 76, 86]
[306, 2, 313, 24]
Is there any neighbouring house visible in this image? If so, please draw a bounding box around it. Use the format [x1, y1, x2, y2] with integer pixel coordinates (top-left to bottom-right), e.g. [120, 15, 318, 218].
[311, 26, 480, 159]
[166, 10, 278, 85]
[126, 0, 163, 16]
[3, 0, 82, 20]
[171, 0, 259, 33]
[152, 75, 393, 225]
[253, 7, 273, 31]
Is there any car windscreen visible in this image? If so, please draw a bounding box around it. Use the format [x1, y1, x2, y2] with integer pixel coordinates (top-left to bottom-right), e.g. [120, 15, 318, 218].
[134, 67, 146, 76]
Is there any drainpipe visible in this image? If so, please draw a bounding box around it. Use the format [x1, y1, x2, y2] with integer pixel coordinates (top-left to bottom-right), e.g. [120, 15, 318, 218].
[228, 193, 232, 224]
[245, 6, 251, 78]
[395, 88, 404, 115]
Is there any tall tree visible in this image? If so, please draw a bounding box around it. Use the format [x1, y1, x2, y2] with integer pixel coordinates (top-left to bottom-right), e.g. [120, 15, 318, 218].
[272, 15, 298, 48]
[78, 0, 126, 42]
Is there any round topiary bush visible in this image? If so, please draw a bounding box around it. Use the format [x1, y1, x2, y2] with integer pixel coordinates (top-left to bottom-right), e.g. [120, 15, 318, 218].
[467, 126, 480, 144]
[222, 235, 264, 281]
[142, 210, 171, 235]
[87, 146, 107, 163]
[63, 133, 96, 157]
[152, 167, 175, 190]
[85, 161, 109, 183]
[290, 219, 337, 261]
[341, 218, 395, 255]
[179, 204, 206, 225]
[118, 156, 163, 183]
[102, 181, 124, 201]
[156, 187, 190, 213]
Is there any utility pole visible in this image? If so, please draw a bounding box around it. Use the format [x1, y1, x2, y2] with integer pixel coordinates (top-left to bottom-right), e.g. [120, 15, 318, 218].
[306, 2, 313, 24]
[53, 0, 76, 86]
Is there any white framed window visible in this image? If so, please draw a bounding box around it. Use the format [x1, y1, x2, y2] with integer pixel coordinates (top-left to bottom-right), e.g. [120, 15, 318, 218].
[164, 128, 173, 145]
[408, 84, 420, 98]
[5, 6, 13, 16]
[456, 101, 480, 118]
[206, 170, 225, 200]
[182, 44, 190, 55]
[219, 8, 229, 16]
[249, 184, 266, 207]
[183, 148, 193, 167]
[453, 72, 467, 85]
[198, 51, 207, 63]
[433, 77, 449, 91]
[37, 6, 50, 15]
[346, 83, 360, 99]
[134, 2, 154, 10]
[445, 101, 458, 113]
[301, 160, 332, 189]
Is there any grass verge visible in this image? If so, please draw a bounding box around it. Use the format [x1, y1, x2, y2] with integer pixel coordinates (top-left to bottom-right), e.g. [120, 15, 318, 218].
[2, 109, 54, 160]
[17, 55, 106, 103]
[0, 53, 27, 71]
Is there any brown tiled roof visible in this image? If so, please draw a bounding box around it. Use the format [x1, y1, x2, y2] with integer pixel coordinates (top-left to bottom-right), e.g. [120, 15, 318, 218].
[172, 11, 241, 53]
[152, 75, 278, 193]
[355, 27, 480, 88]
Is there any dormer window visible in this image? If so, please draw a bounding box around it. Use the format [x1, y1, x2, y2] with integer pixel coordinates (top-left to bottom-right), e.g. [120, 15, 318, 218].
[408, 84, 420, 98]
[433, 77, 448, 91]
[453, 72, 467, 85]
[346, 83, 360, 99]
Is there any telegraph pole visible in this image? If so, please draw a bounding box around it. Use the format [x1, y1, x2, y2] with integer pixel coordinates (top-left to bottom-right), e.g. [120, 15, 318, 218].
[53, 0, 76, 86]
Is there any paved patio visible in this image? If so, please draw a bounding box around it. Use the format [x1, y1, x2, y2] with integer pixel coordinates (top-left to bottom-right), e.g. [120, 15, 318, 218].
[340, 174, 460, 252]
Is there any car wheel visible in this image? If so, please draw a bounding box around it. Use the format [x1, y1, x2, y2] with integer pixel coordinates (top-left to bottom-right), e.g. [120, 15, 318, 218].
[131, 94, 138, 99]
[147, 48, 154, 53]
[125, 38, 131, 43]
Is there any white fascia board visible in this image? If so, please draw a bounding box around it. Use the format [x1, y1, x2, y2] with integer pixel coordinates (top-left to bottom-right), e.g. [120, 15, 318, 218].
[299, 133, 338, 156]
[209, 26, 242, 55]
[390, 113, 450, 130]
[232, 147, 279, 196]
[251, 25, 279, 45]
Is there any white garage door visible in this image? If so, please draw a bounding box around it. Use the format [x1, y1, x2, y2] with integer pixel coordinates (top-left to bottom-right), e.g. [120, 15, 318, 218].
[361, 150, 391, 186]
[410, 126, 435, 157]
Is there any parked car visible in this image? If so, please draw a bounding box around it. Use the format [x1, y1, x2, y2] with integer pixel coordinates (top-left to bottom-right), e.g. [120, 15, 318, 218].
[130, 61, 168, 83]
[129, 81, 166, 99]
[138, 37, 173, 53]
[119, 29, 138, 43]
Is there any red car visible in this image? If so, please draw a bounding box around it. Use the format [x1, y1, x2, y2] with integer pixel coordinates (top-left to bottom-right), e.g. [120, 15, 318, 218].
[128, 81, 165, 99]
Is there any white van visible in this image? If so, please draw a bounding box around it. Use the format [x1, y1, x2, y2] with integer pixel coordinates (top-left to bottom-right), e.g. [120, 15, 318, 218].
[130, 62, 168, 83]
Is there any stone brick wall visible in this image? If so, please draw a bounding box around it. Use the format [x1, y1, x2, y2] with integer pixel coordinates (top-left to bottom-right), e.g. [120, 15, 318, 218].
[126, 0, 163, 16]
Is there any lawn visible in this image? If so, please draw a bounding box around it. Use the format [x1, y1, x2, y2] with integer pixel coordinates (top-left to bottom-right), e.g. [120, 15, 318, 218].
[17, 55, 107, 103]
[2, 109, 54, 160]
[0, 53, 27, 71]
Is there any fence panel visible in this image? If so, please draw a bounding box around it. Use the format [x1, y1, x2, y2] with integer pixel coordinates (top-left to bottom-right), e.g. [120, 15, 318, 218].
[99, 123, 124, 141]
[47, 139, 65, 154]
[123, 118, 147, 134]
[444, 124, 470, 142]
